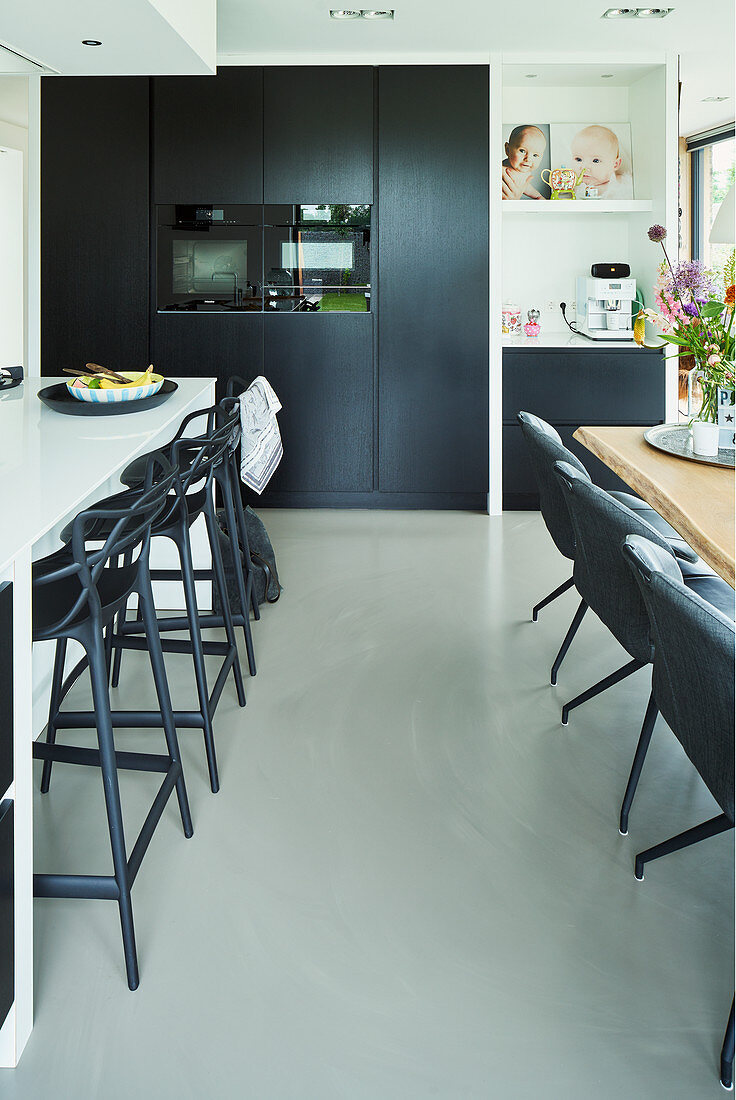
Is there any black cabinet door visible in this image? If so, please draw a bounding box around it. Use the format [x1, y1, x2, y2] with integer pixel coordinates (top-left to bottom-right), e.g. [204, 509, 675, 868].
[502, 348, 665, 425]
[377, 66, 489, 494]
[262, 314, 373, 493]
[264, 67, 373, 204]
[152, 314, 264, 401]
[41, 78, 150, 376]
[152, 69, 264, 204]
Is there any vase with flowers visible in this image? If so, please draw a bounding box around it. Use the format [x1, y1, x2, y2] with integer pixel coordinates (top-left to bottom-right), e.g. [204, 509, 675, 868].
[634, 226, 735, 456]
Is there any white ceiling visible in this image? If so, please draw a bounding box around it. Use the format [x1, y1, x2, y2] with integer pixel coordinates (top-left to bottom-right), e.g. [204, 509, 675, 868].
[0, 0, 732, 136]
[217, 0, 735, 136]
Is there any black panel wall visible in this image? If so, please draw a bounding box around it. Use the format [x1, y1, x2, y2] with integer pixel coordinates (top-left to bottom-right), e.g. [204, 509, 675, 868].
[41, 78, 150, 376]
[152, 69, 264, 203]
[263, 67, 374, 204]
[152, 314, 264, 401]
[377, 66, 489, 498]
[262, 314, 373, 493]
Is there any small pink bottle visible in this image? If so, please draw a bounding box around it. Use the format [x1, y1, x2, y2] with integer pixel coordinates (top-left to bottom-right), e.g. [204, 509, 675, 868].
[524, 308, 541, 337]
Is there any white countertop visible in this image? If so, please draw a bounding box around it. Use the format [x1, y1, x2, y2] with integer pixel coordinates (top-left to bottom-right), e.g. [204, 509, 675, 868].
[0, 376, 215, 572]
[502, 332, 652, 351]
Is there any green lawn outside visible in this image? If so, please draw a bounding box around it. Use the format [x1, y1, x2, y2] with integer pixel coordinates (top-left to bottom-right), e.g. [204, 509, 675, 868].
[318, 293, 367, 313]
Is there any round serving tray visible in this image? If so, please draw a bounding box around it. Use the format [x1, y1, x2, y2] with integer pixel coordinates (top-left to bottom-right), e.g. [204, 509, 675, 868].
[644, 423, 735, 469]
[38, 379, 178, 416]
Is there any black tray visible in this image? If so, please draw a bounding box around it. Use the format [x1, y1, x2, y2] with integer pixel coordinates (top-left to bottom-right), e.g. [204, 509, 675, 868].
[38, 379, 178, 416]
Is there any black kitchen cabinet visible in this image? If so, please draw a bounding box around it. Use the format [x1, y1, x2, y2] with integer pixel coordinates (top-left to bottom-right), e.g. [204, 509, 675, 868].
[152, 69, 264, 204]
[261, 314, 373, 494]
[0, 800, 13, 1031]
[152, 314, 264, 401]
[263, 67, 374, 204]
[503, 346, 666, 509]
[377, 66, 489, 500]
[41, 78, 150, 376]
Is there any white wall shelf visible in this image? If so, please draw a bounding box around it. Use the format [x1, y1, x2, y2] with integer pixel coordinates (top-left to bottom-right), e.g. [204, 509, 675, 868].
[502, 200, 653, 213]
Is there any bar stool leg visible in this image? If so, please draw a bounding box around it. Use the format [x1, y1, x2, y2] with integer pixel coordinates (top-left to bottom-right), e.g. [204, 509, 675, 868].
[220, 463, 256, 676]
[205, 494, 246, 708]
[110, 548, 134, 689]
[40, 637, 67, 794]
[137, 570, 193, 838]
[230, 451, 260, 622]
[174, 522, 220, 793]
[84, 622, 139, 991]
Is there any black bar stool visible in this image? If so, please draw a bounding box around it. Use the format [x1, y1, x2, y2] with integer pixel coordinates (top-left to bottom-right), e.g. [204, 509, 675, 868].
[109, 405, 247, 793]
[33, 453, 192, 991]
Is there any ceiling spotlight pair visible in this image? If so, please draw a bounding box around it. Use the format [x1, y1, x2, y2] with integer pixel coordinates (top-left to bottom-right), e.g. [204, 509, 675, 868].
[602, 7, 672, 16]
[330, 9, 394, 18]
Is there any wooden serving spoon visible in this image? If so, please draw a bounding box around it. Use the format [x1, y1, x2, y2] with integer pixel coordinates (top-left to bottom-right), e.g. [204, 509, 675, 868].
[63, 364, 132, 386]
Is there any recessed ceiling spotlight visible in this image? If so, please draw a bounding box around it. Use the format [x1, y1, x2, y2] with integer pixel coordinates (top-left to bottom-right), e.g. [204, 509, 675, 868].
[601, 73, 614, 78]
[81, 39, 102, 46]
[330, 9, 361, 17]
[702, 95, 729, 102]
[361, 9, 394, 17]
[636, 6, 672, 15]
[602, 8, 637, 17]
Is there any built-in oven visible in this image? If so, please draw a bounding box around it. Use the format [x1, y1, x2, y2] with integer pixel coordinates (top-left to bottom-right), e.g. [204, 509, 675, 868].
[156, 205, 263, 312]
[156, 204, 371, 313]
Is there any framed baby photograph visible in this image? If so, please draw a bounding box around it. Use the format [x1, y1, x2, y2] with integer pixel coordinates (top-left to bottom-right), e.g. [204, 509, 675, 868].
[549, 123, 634, 199]
[501, 123, 551, 200]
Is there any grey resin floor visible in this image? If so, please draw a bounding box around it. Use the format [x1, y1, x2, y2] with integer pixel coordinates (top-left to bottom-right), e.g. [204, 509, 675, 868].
[2, 510, 733, 1099]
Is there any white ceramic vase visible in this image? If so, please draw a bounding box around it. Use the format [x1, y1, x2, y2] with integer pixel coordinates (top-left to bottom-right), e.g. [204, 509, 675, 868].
[691, 419, 720, 457]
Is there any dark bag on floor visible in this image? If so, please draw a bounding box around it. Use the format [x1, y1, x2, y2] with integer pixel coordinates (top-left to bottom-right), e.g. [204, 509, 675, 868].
[214, 505, 282, 610]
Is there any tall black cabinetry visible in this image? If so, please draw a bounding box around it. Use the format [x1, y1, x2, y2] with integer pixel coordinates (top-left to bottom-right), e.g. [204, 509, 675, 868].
[152, 69, 264, 203]
[263, 67, 374, 204]
[377, 66, 489, 504]
[41, 78, 150, 376]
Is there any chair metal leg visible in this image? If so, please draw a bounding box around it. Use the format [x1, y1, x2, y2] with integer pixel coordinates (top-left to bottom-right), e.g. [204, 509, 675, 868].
[550, 599, 587, 686]
[721, 1000, 734, 1090]
[219, 462, 256, 676]
[175, 522, 220, 794]
[110, 549, 133, 688]
[205, 495, 246, 708]
[561, 657, 645, 725]
[619, 692, 658, 834]
[84, 623, 139, 990]
[40, 638, 67, 794]
[635, 813, 733, 880]
[137, 569, 193, 839]
[532, 576, 574, 622]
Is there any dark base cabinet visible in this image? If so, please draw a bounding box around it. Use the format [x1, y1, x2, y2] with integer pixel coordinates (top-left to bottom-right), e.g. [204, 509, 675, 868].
[502, 347, 666, 509]
[152, 314, 264, 402]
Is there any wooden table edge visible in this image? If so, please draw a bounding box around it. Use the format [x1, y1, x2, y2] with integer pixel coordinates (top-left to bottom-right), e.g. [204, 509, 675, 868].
[574, 425, 735, 589]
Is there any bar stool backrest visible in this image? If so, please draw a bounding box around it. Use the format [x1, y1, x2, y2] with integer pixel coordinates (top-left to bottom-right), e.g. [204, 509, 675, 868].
[517, 411, 589, 562]
[623, 534, 735, 820]
[34, 452, 175, 636]
[553, 460, 678, 664]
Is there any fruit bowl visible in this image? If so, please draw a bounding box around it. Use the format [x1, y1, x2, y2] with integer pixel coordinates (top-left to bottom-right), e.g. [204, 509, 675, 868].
[66, 372, 165, 404]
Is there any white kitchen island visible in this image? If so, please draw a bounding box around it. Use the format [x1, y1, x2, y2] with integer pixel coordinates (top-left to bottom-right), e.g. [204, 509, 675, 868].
[0, 376, 215, 1067]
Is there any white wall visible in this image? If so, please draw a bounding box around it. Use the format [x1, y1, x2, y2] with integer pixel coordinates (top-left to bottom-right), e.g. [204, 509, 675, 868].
[0, 78, 30, 374]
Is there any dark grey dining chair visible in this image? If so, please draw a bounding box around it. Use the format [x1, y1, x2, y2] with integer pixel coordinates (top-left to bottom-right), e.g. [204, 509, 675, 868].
[517, 411, 698, 686]
[621, 534, 734, 879]
[552, 461, 734, 731]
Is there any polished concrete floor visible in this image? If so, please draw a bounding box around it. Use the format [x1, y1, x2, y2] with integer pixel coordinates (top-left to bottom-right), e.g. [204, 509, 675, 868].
[2, 510, 733, 1099]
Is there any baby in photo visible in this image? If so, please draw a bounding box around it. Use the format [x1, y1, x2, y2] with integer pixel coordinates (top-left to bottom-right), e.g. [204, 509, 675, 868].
[502, 125, 547, 199]
[569, 124, 633, 198]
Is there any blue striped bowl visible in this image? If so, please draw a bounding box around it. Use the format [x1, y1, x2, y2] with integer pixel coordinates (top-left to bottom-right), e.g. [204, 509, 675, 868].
[66, 376, 164, 404]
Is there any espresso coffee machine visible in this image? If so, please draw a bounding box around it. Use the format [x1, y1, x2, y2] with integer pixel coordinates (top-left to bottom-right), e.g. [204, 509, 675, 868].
[576, 274, 637, 340]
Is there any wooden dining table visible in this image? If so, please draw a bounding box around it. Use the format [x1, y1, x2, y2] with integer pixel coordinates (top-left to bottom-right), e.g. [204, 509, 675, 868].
[574, 425, 735, 588]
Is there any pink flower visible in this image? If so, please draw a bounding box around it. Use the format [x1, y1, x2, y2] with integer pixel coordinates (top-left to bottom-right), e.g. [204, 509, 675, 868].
[707, 354, 721, 367]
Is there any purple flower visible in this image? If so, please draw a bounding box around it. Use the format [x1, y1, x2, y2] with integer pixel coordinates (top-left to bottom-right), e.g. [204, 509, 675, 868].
[683, 302, 699, 316]
[661, 260, 714, 304]
[648, 224, 667, 242]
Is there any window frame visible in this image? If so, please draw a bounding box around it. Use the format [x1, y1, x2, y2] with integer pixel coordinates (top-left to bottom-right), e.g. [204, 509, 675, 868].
[688, 125, 735, 261]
